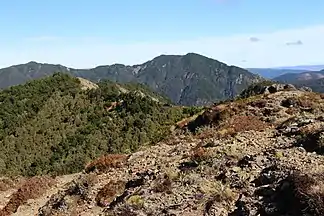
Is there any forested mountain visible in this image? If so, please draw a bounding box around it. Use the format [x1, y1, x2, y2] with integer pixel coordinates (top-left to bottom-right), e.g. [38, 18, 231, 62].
[0, 53, 263, 106]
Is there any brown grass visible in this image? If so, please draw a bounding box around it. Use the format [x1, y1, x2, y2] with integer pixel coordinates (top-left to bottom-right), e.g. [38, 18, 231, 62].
[152, 174, 172, 193]
[320, 94, 324, 100]
[289, 172, 324, 215]
[85, 154, 128, 173]
[0, 177, 26, 192]
[285, 107, 299, 115]
[297, 93, 324, 110]
[248, 100, 267, 108]
[195, 127, 217, 139]
[0, 176, 55, 216]
[95, 180, 126, 207]
[195, 116, 269, 140]
[228, 116, 269, 133]
[190, 146, 209, 162]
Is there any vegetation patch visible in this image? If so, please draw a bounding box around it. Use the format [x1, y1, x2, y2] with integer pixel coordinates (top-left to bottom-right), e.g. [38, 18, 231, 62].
[296, 130, 324, 154]
[199, 180, 235, 202]
[126, 195, 145, 208]
[259, 172, 324, 216]
[0, 176, 54, 215]
[0, 73, 192, 176]
[85, 154, 128, 173]
[96, 180, 126, 207]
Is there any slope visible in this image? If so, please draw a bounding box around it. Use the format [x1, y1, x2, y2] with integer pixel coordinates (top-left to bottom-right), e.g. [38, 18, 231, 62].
[135, 53, 263, 105]
[273, 70, 324, 83]
[272, 70, 324, 93]
[2, 83, 324, 215]
[0, 73, 196, 177]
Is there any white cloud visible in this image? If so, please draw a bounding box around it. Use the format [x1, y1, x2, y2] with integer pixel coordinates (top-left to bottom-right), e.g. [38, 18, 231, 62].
[1, 24, 324, 68]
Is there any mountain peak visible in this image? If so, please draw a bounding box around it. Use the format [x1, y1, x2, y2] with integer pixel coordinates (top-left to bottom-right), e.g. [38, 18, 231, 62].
[184, 52, 204, 57]
[26, 61, 41, 65]
[0, 54, 262, 105]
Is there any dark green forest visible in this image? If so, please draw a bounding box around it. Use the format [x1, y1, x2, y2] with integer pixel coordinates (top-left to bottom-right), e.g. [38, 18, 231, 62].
[0, 73, 196, 176]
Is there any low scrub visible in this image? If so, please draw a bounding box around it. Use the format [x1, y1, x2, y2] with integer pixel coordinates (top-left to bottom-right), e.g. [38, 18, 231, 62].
[95, 180, 126, 207]
[0, 176, 54, 215]
[85, 154, 128, 173]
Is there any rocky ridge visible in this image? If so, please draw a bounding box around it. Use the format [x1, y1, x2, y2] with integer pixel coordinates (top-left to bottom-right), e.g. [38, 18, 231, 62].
[1, 84, 324, 215]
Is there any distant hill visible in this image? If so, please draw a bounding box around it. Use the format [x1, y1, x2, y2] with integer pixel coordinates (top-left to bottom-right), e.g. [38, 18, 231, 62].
[273, 70, 324, 83]
[274, 65, 324, 71]
[247, 68, 307, 79]
[0, 53, 263, 106]
[271, 70, 324, 93]
[293, 77, 324, 93]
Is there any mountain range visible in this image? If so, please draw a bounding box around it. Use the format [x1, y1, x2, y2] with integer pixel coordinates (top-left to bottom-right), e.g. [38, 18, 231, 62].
[2, 53, 324, 105]
[0, 53, 263, 106]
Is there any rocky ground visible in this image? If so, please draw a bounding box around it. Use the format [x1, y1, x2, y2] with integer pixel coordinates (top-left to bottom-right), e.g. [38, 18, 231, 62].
[1, 84, 324, 216]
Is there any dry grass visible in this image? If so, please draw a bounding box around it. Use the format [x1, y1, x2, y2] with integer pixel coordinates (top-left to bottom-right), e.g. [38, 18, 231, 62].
[190, 146, 207, 161]
[199, 180, 235, 202]
[126, 195, 144, 208]
[195, 126, 217, 139]
[152, 174, 172, 193]
[288, 172, 324, 215]
[228, 116, 269, 133]
[95, 180, 126, 207]
[0, 179, 16, 192]
[320, 93, 324, 100]
[248, 99, 267, 108]
[285, 107, 299, 115]
[297, 93, 324, 110]
[85, 154, 128, 173]
[195, 115, 269, 140]
[0, 176, 55, 216]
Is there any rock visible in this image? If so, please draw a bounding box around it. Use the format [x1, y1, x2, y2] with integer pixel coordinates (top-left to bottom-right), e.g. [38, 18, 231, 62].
[299, 86, 313, 92]
[255, 185, 276, 197]
[281, 98, 298, 108]
[263, 84, 296, 94]
[237, 155, 254, 168]
[297, 147, 306, 153]
[283, 84, 297, 90]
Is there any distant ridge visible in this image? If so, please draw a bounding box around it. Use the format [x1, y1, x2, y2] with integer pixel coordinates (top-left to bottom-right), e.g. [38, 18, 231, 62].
[0, 53, 262, 105]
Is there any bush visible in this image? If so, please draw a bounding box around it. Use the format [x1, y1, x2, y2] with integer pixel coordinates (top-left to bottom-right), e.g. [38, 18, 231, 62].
[85, 154, 128, 173]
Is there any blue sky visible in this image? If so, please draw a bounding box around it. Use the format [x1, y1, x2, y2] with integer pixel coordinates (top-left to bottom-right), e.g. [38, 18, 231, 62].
[1, 0, 324, 68]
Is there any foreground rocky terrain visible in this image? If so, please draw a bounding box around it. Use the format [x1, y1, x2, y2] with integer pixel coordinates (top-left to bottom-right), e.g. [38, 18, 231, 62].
[1, 84, 324, 216]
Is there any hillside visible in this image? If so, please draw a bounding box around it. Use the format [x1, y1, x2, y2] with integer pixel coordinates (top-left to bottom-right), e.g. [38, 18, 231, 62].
[0, 73, 199, 177]
[1, 83, 324, 215]
[274, 64, 324, 71]
[293, 77, 324, 93]
[248, 65, 324, 79]
[0, 53, 263, 106]
[273, 70, 324, 93]
[273, 70, 324, 83]
[247, 68, 307, 79]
